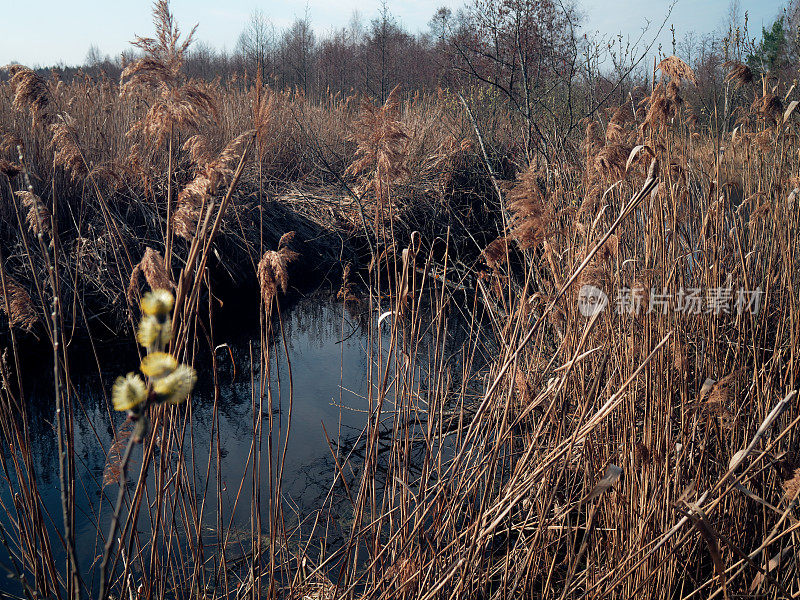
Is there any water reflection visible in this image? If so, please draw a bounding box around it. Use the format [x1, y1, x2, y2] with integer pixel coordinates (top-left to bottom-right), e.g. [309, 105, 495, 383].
[1, 293, 478, 588]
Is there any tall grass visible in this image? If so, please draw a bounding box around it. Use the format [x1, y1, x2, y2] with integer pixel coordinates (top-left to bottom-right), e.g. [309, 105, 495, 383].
[0, 5, 799, 599]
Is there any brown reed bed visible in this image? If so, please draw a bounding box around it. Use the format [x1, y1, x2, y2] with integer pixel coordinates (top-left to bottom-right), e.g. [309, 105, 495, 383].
[0, 5, 798, 600]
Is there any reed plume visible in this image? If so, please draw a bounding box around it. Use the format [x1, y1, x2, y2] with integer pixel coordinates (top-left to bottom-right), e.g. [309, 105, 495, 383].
[506, 166, 553, 250]
[0, 160, 22, 178]
[121, 0, 216, 145]
[656, 55, 698, 86]
[783, 468, 800, 503]
[128, 247, 174, 306]
[4, 65, 54, 127]
[252, 68, 276, 158]
[595, 144, 634, 180]
[345, 85, 409, 219]
[483, 237, 509, 270]
[0, 276, 38, 331]
[173, 131, 252, 239]
[752, 94, 783, 121]
[102, 423, 134, 487]
[15, 191, 52, 238]
[257, 232, 299, 309]
[643, 83, 676, 129]
[50, 118, 87, 180]
[724, 61, 754, 88]
[0, 126, 23, 156]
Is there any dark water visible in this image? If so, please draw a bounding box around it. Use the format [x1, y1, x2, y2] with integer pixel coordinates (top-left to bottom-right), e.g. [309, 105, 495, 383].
[0, 293, 480, 591]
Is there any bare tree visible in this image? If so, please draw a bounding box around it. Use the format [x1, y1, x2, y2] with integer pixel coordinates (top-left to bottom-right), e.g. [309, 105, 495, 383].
[236, 9, 274, 80]
[279, 12, 316, 93]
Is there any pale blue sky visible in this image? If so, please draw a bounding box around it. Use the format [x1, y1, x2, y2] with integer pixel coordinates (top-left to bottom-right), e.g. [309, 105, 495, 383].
[0, 0, 787, 68]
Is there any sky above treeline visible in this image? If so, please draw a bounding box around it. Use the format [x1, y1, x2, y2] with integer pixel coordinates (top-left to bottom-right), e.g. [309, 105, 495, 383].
[0, 0, 787, 68]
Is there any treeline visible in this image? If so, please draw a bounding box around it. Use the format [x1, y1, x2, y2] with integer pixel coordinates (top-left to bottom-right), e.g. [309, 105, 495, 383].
[7, 0, 800, 159]
[16, 0, 584, 103]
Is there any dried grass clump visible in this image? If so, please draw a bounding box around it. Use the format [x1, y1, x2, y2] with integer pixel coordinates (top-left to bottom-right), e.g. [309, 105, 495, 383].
[14, 191, 51, 237]
[0, 277, 38, 331]
[258, 232, 299, 308]
[506, 167, 553, 250]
